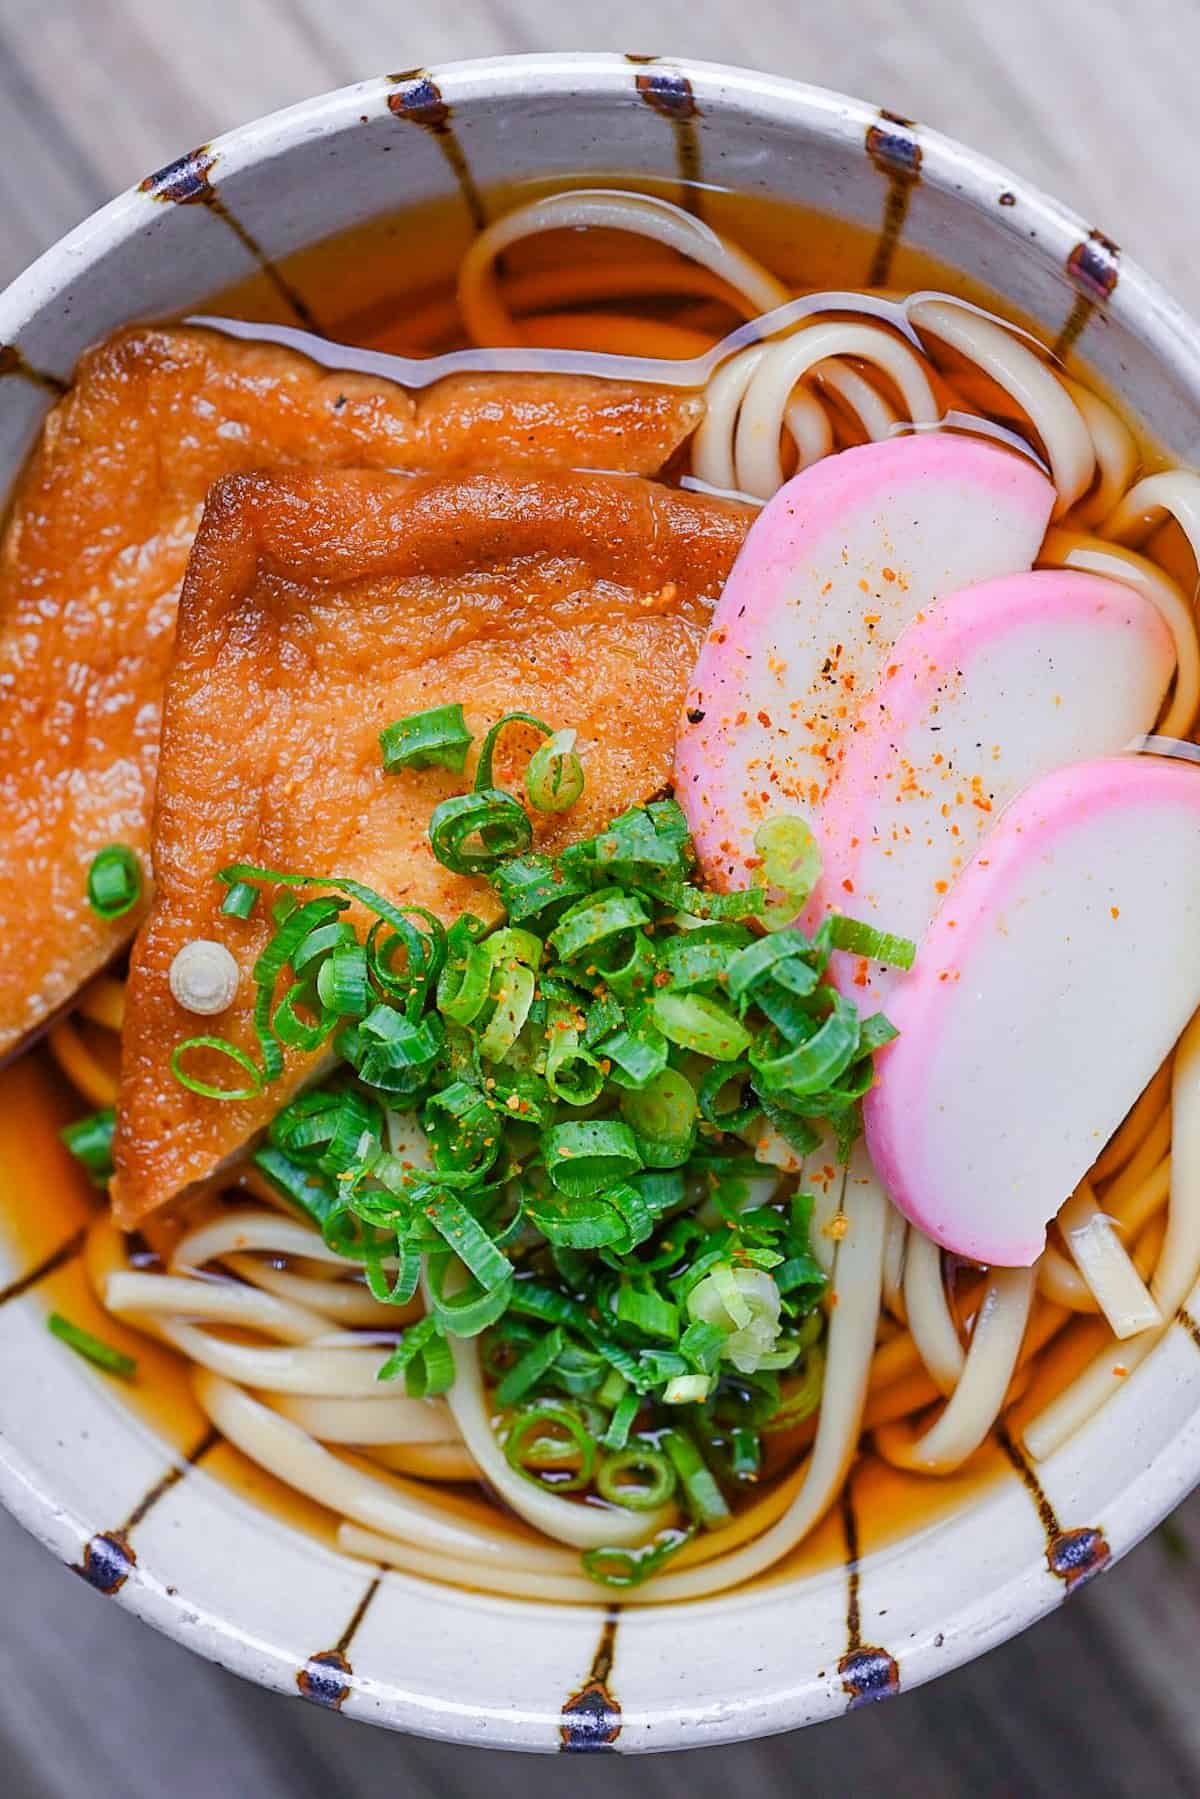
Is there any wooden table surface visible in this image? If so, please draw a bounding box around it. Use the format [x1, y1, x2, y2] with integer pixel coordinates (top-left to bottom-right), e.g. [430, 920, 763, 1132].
[3, 3, 1200, 1792]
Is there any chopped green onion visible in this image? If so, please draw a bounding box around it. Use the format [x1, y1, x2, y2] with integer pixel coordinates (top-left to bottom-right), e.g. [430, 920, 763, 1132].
[601, 1387, 640, 1451]
[596, 1016, 669, 1090]
[830, 915, 917, 970]
[649, 990, 752, 1062]
[61, 1107, 115, 1185]
[662, 1428, 731, 1526]
[429, 789, 532, 874]
[220, 880, 259, 919]
[582, 1527, 694, 1588]
[315, 942, 371, 1019]
[524, 1181, 653, 1253]
[376, 1315, 455, 1395]
[764, 1344, 826, 1431]
[379, 702, 473, 773]
[660, 925, 753, 990]
[542, 1120, 643, 1197]
[548, 889, 650, 962]
[170, 1035, 264, 1101]
[526, 729, 585, 813]
[859, 1011, 901, 1053]
[596, 1442, 677, 1510]
[543, 1001, 605, 1106]
[494, 1326, 564, 1406]
[729, 1427, 762, 1479]
[86, 844, 142, 919]
[477, 959, 536, 1061]
[620, 1067, 698, 1157]
[663, 1373, 712, 1405]
[504, 1402, 596, 1491]
[755, 815, 822, 927]
[492, 852, 588, 924]
[725, 930, 817, 1007]
[436, 921, 494, 1024]
[749, 996, 861, 1097]
[615, 1281, 679, 1340]
[473, 710, 553, 791]
[425, 1190, 513, 1292]
[48, 1312, 136, 1380]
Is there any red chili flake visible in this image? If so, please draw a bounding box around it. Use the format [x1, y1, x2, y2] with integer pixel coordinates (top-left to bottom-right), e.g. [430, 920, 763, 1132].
[841, 878, 855, 894]
[756, 709, 772, 728]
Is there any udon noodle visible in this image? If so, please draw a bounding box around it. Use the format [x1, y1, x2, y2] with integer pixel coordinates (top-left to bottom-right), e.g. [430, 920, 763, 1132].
[35, 184, 1200, 1603]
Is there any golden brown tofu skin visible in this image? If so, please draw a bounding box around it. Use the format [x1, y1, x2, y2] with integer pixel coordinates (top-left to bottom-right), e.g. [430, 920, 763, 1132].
[111, 466, 749, 1223]
[0, 325, 704, 1058]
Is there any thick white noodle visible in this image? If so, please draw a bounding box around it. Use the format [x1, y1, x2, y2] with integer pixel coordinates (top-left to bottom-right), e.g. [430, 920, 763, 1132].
[816, 358, 899, 443]
[1040, 529, 1199, 738]
[365, 1442, 478, 1480]
[902, 1231, 964, 1394]
[692, 345, 832, 489]
[881, 1203, 908, 1321]
[193, 1371, 578, 1572]
[434, 1322, 674, 1551]
[339, 1522, 601, 1603]
[171, 1209, 383, 1272]
[882, 1267, 1035, 1472]
[1025, 1009, 1200, 1459]
[138, 1317, 396, 1397]
[1056, 1182, 1161, 1339]
[1036, 1242, 1099, 1312]
[457, 190, 789, 347]
[223, 1254, 408, 1327]
[1101, 470, 1200, 567]
[783, 385, 835, 471]
[806, 1177, 844, 1277]
[1064, 379, 1138, 526]
[734, 323, 939, 498]
[105, 1270, 331, 1345]
[267, 1392, 458, 1445]
[909, 297, 1094, 513]
[626, 1164, 886, 1602]
[691, 346, 766, 489]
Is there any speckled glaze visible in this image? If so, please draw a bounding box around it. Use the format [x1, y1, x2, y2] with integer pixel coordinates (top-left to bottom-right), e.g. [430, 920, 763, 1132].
[2, 54, 1200, 1754]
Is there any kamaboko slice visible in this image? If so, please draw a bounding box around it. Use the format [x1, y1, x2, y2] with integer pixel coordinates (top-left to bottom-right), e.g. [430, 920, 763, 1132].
[675, 434, 1054, 889]
[808, 569, 1175, 1009]
[864, 755, 1200, 1266]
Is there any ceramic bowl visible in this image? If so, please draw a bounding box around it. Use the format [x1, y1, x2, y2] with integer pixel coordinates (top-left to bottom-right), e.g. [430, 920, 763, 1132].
[2, 53, 1199, 1755]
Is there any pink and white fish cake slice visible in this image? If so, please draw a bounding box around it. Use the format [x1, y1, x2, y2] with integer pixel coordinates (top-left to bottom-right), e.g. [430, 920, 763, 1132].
[810, 568, 1175, 1009]
[675, 434, 1054, 888]
[864, 755, 1200, 1266]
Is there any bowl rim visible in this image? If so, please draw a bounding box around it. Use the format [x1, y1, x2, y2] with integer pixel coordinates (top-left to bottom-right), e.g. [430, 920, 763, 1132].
[3, 49, 1200, 1752]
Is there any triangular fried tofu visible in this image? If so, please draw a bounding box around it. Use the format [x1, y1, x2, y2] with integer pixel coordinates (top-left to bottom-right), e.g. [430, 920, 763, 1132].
[112, 466, 749, 1221]
[0, 324, 703, 1057]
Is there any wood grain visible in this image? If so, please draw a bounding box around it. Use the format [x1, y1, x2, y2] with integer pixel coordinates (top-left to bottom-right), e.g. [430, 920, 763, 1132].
[1, 1, 1199, 1791]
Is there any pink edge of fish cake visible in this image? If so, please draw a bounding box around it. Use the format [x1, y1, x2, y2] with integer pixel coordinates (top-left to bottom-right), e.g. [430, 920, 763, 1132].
[806, 569, 1175, 1007]
[675, 434, 1055, 890]
[863, 755, 1200, 1266]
